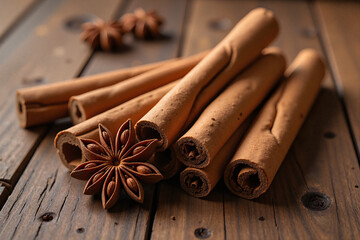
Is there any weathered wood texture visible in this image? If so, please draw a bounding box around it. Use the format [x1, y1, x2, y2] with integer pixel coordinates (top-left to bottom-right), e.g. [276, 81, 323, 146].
[0, 126, 156, 239]
[0, 184, 10, 210]
[0, 0, 41, 42]
[0, 0, 65, 65]
[0, 0, 123, 193]
[0, 0, 359, 239]
[152, 1, 360, 240]
[84, 0, 185, 75]
[0, 0, 187, 239]
[151, 1, 251, 239]
[314, 0, 360, 152]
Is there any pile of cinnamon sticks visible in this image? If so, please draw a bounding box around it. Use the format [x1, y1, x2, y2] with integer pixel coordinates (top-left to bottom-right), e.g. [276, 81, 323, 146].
[16, 8, 325, 200]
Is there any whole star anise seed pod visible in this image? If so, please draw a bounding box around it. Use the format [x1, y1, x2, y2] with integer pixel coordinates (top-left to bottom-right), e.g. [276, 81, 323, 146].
[81, 18, 124, 52]
[71, 119, 163, 209]
[120, 8, 164, 39]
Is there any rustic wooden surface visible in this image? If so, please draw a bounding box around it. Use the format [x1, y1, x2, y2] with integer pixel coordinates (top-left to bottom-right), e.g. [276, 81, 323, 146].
[0, 0, 122, 189]
[0, 0, 359, 239]
[0, 0, 41, 42]
[314, 0, 360, 153]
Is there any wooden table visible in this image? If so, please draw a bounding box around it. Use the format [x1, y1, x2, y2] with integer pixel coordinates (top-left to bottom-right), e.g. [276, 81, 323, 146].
[0, 0, 359, 239]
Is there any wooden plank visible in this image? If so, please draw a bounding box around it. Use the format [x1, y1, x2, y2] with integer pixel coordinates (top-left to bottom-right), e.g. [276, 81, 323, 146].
[84, 0, 185, 75]
[152, 180, 225, 240]
[225, 0, 360, 239]
[314, 0, 360, 152]
[0, 0, 42, 42]
[152, 0, 360, 239]
[0, 126, 156, 239]
[151, 1, 246, 239]
[0, 0, 187, 238]
[0, 0, 123, 190]
[0, 0, 64, 65]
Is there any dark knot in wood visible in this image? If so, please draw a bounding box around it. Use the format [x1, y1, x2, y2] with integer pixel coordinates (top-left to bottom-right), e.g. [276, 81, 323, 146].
[39, 212, 55, 222]
[194, 227, 211, 239]
[301, 192, 331, 211]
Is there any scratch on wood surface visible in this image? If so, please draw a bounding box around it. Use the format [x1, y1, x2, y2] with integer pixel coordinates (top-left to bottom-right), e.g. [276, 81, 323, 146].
[69, 197, 80, 224]
[9, 216, 22, 240]
[37, 180, 48, 202]
[34, 222, 43, 240]
[34, 181, 49, 220]
[328, 169, 341, 238]
[5, 168, 34, 217]
[293, 154, 309, 189]
[271, 198, 278, 228]
[49, 169, 58, 191]
[5, 185, 25, 222]
[19, 202, 26, 214]
[132, 207, 142, 240]
[57, 191, 69, 222]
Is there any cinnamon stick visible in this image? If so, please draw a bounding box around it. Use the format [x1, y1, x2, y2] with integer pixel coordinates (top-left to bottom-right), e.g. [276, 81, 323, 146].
[16, 59, 173, 128]
[55, 81, 177, 170]
[224, 49, 325, 199]
[149, 145, 183, 179]
[180, 115, 252, 197]
[176, 48, 286, 168]
[69, 51, 207, 124]
[135, 8, 279, 151]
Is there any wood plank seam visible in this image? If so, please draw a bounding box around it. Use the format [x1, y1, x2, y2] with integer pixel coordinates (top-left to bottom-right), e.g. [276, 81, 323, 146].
[144, 0, 190, 237]
[0, 125, 49, 209]
[0, 0, 44, 44]
[307, 1, 360, 164]
[174, 0, 191, 57]
[0, 0, 126, 207]
[0, 0, 188, 238]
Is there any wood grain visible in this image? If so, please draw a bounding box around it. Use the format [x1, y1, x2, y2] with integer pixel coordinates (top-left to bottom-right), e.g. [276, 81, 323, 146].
[225, 1, 360, 239]
[0, 126, 155, 239]
[314, 0, 360, 152]
[152, 0, 360, 239]
[0, 0, 123, 192]
[84, 0, 186, 75]
[151, 1, 253, 239]
[0, 0, 187, 238]
[0, 0, 41, 42]
[0, 0, 359, 239]
[152, 180, 225, 240]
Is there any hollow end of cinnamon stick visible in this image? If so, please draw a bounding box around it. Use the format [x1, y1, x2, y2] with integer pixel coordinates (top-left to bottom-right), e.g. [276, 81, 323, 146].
[54, 131, 83, 170]
[69, 99, 86, 124]
[150, 146, 183, 179]
[176, 137, 210, 168]
[135, 121, 167, 150]
[180, 168, 211, 198]
[224, 160, 268, 199]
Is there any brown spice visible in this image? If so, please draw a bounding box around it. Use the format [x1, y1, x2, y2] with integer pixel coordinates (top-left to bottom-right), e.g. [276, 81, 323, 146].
[71, 119, 163, 209]
[120, 8, 164, 39]
[136, 165, 152, 174]
[81, 18, 124, 51]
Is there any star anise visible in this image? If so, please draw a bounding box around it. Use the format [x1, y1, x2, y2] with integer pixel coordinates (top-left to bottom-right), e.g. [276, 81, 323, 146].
[120, 8, 164, 39]
[80, 18, 124, 51]
[70, 119, 163, 209]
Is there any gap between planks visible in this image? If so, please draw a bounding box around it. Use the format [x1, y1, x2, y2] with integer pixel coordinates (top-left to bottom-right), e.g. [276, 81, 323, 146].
[0, 0, 125, 206]
[150, 1, 360, 239]
[309, 0, 360, 163]
[0, 0, 188, 239]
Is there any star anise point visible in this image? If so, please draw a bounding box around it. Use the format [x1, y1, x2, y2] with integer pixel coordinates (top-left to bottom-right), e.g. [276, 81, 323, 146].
[81, 18, 124, 51]
[120, 8, 164, 39]
[71, 119, 163, 209]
